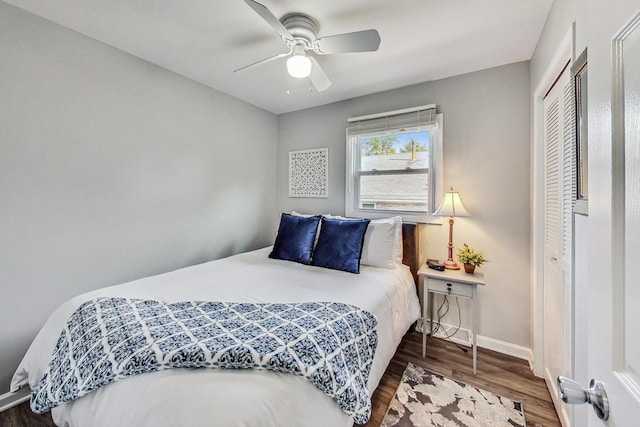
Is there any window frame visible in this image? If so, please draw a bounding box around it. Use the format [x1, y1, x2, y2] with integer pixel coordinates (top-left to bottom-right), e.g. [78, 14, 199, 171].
[345, 113, 443, 223]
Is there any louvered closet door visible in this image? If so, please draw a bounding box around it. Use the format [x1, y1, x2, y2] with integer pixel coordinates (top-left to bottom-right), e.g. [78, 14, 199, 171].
[542, 63, 575, 425]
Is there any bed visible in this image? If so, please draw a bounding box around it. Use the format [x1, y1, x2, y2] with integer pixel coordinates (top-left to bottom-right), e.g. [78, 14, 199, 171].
[11, 214, 421, 426]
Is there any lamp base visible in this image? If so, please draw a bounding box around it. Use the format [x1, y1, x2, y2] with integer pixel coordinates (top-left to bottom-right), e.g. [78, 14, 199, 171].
[443, 259, 460, 270]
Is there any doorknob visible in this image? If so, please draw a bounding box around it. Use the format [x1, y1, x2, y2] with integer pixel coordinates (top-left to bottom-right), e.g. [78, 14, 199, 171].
[557, 376, 609, 420]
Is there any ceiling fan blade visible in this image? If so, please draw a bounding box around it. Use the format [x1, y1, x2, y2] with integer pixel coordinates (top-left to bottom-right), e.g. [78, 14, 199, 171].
[309, 57, 331, 92]
[244, 0, 292, 41]
[234, 50, 291, 73]
[314, 29, 381, 54]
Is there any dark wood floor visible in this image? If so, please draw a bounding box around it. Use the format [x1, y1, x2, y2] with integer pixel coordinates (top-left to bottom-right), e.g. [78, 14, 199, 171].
[0, 331, 560, 427]
[0, 400, 54, 427]
[363, 331, 561, 427]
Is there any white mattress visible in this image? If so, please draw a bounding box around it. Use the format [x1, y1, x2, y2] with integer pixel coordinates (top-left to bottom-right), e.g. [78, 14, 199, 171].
[11, 247, 420, 426]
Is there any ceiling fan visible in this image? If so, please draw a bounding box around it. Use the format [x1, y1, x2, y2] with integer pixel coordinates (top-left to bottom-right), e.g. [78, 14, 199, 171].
[235, 0, 381, 92]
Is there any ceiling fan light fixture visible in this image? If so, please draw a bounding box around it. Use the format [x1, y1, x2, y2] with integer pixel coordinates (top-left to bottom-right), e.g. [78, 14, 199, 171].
[239, 1, 380, 91]
[286, 54, 312, 78]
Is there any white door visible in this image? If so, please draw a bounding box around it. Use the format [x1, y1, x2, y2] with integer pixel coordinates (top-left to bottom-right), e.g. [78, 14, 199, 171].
[567, 1, 640, 424]
[543, 66, 574, 426]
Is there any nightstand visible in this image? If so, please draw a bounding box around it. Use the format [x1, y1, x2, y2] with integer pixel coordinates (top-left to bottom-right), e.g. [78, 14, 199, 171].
[418, 265, 485, 374]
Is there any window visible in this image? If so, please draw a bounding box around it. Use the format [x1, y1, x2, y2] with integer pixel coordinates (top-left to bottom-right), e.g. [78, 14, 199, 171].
[346, 105, 443, 223]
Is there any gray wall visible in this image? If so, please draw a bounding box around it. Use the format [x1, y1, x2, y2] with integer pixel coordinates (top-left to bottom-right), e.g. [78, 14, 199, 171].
[0, 2, 278, 392]
[277, 62, 532, 349]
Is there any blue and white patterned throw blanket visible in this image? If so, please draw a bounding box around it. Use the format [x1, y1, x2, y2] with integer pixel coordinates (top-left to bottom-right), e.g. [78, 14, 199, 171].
[32, 297, 378, 423]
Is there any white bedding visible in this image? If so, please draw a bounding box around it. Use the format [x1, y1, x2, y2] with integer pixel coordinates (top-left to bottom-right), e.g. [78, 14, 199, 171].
[11, 247, 420, 426]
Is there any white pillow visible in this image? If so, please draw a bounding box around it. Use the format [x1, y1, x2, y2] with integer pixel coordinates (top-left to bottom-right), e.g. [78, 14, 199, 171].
[290, 211, 316, 218]
[329, 215, 403, 268]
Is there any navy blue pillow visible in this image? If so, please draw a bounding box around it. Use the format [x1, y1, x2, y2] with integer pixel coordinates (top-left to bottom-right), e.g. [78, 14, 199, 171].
[269, 213, 321, 264]
[312, 217, 371, 274]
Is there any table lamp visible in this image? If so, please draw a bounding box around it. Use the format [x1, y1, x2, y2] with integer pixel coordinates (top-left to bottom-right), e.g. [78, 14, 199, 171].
[433, 187, 470, 269]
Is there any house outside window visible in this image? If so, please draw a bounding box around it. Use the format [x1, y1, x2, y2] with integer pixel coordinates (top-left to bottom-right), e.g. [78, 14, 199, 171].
[346, 105, 443, 223]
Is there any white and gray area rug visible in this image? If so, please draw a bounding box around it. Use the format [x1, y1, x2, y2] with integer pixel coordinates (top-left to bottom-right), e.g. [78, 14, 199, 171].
[381, 363, 526, 427]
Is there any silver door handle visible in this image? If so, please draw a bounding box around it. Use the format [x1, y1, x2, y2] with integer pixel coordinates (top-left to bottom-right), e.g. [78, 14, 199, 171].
[557, 376, 609, 420]
[550, 256, 558, 262]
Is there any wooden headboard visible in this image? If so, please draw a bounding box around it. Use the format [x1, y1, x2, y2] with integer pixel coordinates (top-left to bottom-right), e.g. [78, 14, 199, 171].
[401, 222, 420, 285]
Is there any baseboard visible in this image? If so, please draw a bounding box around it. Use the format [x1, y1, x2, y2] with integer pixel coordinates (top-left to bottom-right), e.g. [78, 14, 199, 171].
[415, 320, 534, 367]
[0, 388, 30, 413]
[415, 318, 472, 347]
[477, 335, 533, 365]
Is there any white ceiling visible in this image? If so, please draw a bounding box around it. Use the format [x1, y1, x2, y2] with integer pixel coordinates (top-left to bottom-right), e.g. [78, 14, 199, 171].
[4, 0, 553, 115]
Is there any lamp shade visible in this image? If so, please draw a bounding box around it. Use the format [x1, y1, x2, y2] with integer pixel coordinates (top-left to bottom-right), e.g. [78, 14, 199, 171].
[433, 187, 470, 217]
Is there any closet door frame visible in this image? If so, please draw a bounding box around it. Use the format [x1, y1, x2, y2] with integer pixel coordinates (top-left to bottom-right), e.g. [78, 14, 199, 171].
[532, 25, 578, 426]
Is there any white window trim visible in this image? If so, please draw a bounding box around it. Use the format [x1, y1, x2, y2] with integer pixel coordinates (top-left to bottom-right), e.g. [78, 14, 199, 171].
[345, 113, 443, 223]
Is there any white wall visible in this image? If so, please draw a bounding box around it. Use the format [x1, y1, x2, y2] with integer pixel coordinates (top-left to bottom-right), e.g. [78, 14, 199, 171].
[529, 0, 589, 419]
[277, 62, 532, 350]
[0, 2, 278, 392]
[530, 0, 587, 87]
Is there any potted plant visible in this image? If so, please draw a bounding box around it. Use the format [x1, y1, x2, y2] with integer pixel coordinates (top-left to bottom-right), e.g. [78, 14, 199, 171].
[456, 243, 488, 274]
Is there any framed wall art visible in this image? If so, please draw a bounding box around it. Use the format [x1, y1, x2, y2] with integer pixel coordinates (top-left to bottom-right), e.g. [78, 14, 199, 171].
[288, 148, 328, 198]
